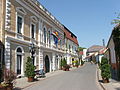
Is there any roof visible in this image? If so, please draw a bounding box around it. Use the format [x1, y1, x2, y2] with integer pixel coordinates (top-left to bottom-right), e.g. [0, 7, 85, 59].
[107, 24, 120, 47]
[64, 26, 79, 45]
[87, 45, 106, 53]
[79, 51, 83, 55]
[99, 48, 107, 54]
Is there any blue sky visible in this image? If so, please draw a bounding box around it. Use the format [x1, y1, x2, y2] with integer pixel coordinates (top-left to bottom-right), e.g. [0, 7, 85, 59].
[38, 0, 120, 48]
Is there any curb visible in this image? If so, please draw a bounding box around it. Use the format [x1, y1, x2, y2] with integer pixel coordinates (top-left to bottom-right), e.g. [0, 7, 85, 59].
[97, 67, 106, 90]
[15, 66, 82, 90]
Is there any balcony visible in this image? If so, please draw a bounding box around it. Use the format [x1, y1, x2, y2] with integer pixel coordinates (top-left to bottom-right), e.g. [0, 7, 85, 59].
[40, 42, 65, 53]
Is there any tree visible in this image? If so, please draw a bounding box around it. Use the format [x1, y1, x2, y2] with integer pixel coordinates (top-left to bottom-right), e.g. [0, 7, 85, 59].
[61, 58, 67, 67]
[111, 13, 120, 24]
[78, 47, 86, 52]
[100, 57, 111, 83]
[25, 57, 35, 78]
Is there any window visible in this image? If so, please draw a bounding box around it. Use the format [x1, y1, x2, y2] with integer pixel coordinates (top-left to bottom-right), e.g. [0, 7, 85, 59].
[48, 31, 51, 44]
[16, 47, 22, 75]
[69, 45, 71, 52]
[31, 24, 35, 39]
[17, 48, 22, 52]
[17, 16, 23, 34]
[44, 28, 46, 43]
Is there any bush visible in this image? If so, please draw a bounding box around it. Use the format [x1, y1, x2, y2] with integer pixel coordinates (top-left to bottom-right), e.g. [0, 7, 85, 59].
[64, 64, 70, 69]
[25, 57, 35, 78]
[75, 60, 79, 66]
[4, 68, 16, 84]
[81, 60, 84, 65]
[61, 58, 67, 67]
[101, 57, 111, 79]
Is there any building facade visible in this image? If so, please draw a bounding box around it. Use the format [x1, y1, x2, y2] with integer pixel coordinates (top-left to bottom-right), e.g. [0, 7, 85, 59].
[104, 25, 120, 80]
[86, 45, 106, 62]
[0, 0, 79, 77]
[64, 26, 79, 65]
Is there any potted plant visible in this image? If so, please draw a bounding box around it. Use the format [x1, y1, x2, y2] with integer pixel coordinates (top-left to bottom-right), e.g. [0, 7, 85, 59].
[81, 60, 84, 66]
[25, 57, 35, 82]
[100, 57, 111, 83]
[64, 64, 70, 71]
[61, 58, 67, 71]
[3, 68, 16, 90]
[75, 60, 79, 68]
[72, 61, 76, 67]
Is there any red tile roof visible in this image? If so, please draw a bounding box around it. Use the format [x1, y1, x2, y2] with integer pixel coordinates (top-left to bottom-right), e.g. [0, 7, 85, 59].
[79, 51, 83, 55]
[64, 27, 79, 45]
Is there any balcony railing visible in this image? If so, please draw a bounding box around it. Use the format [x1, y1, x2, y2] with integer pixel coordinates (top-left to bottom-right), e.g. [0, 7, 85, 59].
[40, 42, 65, 53]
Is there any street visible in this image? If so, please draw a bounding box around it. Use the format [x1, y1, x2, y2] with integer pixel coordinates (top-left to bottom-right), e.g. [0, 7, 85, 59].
[23, 63, 101, 90]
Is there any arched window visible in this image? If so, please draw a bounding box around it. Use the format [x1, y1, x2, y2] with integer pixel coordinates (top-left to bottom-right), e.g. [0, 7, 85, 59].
[17, 48, 22, 53]
[16, 47, 23, 75]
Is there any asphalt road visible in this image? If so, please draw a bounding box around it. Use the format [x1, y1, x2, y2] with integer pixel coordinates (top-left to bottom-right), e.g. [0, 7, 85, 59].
[24, 63, 101, 90]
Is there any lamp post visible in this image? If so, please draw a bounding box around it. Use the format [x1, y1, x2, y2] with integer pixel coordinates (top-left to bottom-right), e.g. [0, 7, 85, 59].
[29, 42, 36, 65]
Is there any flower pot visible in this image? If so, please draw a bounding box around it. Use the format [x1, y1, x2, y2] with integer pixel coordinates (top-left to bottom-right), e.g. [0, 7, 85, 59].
[0, 85, 7, 90]
[28, 77, 34, 82]
[103, 78, 109, 83]
[6, 83, 13, 90]
[62, 67, 66, 71]
[66, 68, 69, 71]
[76, 65, 79, 68]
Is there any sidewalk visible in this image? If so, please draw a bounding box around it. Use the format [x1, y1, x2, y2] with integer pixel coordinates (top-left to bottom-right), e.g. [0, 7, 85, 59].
[97, 67, 120, 90]
[14, 67, 77, 90]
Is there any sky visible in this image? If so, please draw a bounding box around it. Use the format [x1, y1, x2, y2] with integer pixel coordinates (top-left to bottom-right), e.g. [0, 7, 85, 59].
[38, 0, 120, 48]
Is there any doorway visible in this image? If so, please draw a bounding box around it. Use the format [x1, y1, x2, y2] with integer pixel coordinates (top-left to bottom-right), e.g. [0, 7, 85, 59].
[45, 55, 50, 73]
[16, 47, 23, 75]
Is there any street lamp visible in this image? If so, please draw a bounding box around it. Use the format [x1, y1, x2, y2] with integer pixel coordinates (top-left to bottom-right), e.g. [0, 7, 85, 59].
[29, 42, 36, 65]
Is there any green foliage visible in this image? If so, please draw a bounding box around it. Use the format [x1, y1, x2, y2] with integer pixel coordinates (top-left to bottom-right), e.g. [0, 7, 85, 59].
[101, 57, 111, 79]
[61, 58, 67, 67]
[64, 64, 70, 69]
[81, 60, 84, 65]
[112, 26, 120, 80]
[78, 47, 86, 52]
[25, 57, 35, 78]
[75, 60, 79, 66]
[111, 13, 120, 24]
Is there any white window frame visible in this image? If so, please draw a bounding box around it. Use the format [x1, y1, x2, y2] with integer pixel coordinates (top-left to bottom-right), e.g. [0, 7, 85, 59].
[16, 14, 24, 35]
[48, 29, 51, 45]
[43, 26, 47, 44]
[15, 46, 24, 76]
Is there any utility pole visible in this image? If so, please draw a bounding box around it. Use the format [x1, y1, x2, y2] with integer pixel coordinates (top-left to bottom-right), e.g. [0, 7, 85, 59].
[102, 39, 105, 46]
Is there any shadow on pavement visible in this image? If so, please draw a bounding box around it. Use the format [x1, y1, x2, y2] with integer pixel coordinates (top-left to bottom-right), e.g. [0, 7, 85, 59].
[13, 87, 22, 90]
[99, 80, 103, 83]
[115, 88, 120, 90]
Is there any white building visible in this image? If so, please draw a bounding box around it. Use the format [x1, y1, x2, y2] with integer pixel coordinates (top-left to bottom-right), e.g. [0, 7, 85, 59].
[0, 0, 78, 77]
[64, 26, 79, 65]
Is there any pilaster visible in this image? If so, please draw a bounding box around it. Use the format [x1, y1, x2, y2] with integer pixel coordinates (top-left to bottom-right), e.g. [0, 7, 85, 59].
[52, 52, 56, 71]
[39, 49, 44, 70]
[5, 38, 10, 69]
